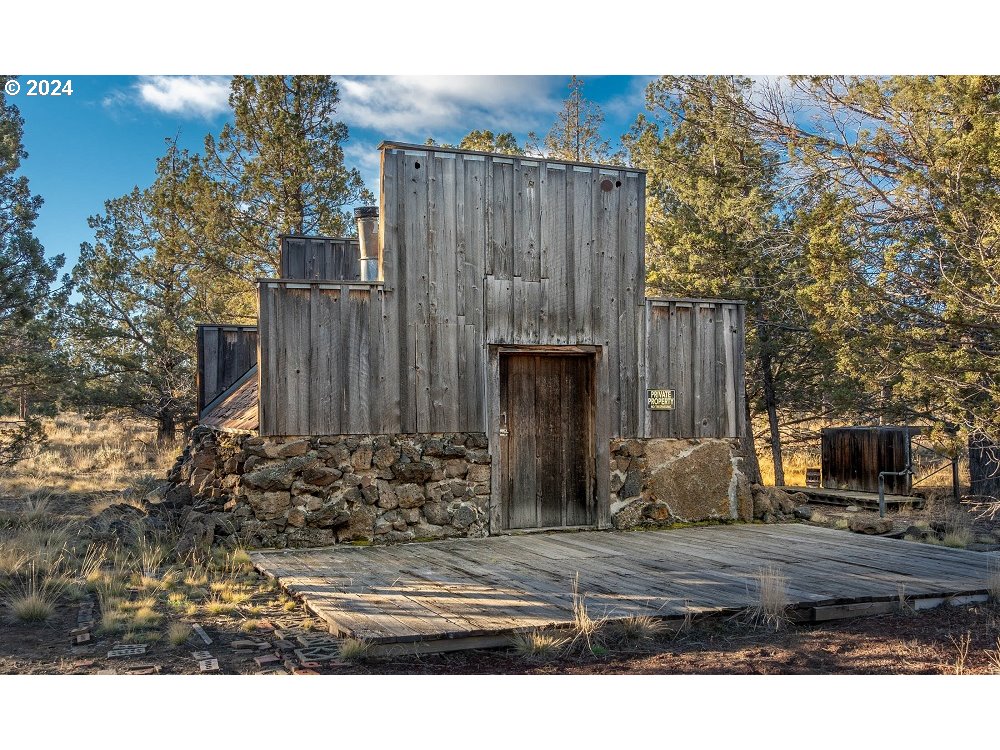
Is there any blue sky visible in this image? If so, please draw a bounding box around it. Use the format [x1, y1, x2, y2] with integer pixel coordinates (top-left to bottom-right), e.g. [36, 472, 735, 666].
[11, 75, 654, 275]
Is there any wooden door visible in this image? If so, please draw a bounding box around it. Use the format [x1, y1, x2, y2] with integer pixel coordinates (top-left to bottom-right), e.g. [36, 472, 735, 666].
[500, 353, 594, 529]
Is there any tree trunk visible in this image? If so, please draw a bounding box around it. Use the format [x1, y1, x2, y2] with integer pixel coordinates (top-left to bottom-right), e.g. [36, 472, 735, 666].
[740, 396, 763, 485]
[157, 410, 176, 444]
[969, 433, 1000, 502]
[756, 312, 784, 486]
[18, 389, 28, 420]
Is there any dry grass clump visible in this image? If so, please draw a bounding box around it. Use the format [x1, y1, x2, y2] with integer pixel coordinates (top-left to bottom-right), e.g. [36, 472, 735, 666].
[166, 622, 192, 646]
[99, 609, 130, 634]
[942, 528, 974, 548]
[0, 413, 179, 498]
[240, 618, 266, 632]
[3, 563, 62, 622]
[219, 548, 255, 579]
[208, 580, 254, 605]
[131, 605, 161, 628]
[0, 512, 78, 623]
[122, 629, 161, 644]
[220, 587, 253, 606]
[1, 522, 72, 577]
[9, 590, 57, 622]
[203, 596, 238, 616]
[608, 615, 668, 645]
[166, 591, 190, 610]
[97, 589, 163, 632]
[183, 565, 210, 588]
[986, 560, 1000, 603]
[743, 564, 790, 631]
[0, 547, 29, 578]
[511, 629, 570, 658]
[950, 631, 972, 675]
[561, 574, 611, 657]
[984, 637, 1000, 675]
[336, 638, 372, 662]
[912, 507, 977, 548]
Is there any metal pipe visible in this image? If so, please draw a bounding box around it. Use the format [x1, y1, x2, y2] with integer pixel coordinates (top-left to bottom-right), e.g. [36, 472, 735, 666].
[354, 206, 379, 281]
[877, 434, 913, 518]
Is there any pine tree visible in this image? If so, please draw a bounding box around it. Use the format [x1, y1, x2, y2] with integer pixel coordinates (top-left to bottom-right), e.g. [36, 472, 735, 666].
[741, 76, 1000, 503]
[427, 130, 524, 155]
[623, 76, 849, 485]
[66, 143, 234, 441]
[189, 75, 374, 285]
[0, 77, 66, 465]
[455, 130, 523, 155]
[531, 76, 618, 163]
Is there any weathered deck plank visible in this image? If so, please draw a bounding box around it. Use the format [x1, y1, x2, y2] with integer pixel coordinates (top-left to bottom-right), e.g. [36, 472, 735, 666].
[250, 525, 998, 652]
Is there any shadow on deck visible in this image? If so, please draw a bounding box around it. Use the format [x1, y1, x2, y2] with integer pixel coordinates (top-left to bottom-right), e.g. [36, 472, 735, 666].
[250, 524, 997, 655]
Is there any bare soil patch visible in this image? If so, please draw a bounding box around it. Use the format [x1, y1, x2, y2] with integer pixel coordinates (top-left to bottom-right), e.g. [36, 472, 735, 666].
[2, 417, 999, 676]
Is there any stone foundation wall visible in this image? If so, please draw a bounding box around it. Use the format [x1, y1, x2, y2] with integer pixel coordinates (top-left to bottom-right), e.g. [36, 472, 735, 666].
[164, 428, 490, 550]
[609, 438, 753, 528]
[164, 430, 764, 551]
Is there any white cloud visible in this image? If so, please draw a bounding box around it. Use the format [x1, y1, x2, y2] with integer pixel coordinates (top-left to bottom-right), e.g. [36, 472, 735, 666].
[133, 75, 231, 118]
[337, 76, 562, 138]
[342, 140, 383, 197]
[603, 75, 656, 121]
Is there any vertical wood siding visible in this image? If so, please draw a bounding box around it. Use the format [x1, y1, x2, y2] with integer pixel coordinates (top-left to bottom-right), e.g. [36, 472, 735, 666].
[382, 147, 647, 438]
[642, 299, 746, 439]
[257, 144, 746, 441]
[279, 236, 361, 280]
[258, 281, 390, 436]
[197, 324, 258, 414]
[821, 427, 916, 494]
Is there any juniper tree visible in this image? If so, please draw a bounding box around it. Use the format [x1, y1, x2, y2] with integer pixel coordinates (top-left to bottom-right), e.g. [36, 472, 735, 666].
[623, 76, 849, 485]
[737, 76, 1000, 504]
[0, 77, 66, 465]
[67, 143, 235, 441]
[189, 75, 374, 286]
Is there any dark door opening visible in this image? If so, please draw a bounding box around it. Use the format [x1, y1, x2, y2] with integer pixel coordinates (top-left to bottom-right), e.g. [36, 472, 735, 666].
[500, 353, 595, 530]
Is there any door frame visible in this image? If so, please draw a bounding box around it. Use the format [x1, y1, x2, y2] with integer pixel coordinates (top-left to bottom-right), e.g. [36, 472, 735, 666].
[486, 344, 610, 534]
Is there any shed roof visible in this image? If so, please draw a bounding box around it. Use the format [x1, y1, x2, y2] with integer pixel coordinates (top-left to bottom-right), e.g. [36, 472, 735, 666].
[378, 140, 647, 174]
[201, 366, 258, 433]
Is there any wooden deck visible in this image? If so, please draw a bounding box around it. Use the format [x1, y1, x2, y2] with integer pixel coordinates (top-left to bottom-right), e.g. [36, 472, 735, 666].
[250, 524, 998, 654]
[778, 485, 924, 509]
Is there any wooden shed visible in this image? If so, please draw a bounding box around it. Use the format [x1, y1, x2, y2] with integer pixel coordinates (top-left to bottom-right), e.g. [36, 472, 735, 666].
[820, 426, 920, 495]
[198, 141, 749, 539]
[196, 324, 257, 415]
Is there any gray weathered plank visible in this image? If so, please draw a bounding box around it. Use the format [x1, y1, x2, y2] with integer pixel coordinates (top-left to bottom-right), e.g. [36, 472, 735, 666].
[252, 524, 996, 652]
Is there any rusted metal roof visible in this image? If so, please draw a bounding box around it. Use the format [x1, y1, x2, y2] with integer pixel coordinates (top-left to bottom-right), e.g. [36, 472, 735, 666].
[200, 366, 258, 433]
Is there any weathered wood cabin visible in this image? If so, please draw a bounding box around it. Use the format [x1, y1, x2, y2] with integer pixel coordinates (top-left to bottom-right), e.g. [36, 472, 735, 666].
[190, 142, 751, 548]
[820, 426, 920, 495]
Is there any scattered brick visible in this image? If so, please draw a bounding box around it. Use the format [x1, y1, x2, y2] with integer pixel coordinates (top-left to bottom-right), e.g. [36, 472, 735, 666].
[192, 624, 212, 645]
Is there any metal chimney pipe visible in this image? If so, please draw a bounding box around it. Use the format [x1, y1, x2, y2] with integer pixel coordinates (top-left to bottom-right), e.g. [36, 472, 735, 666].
[354, 206, 379, 282]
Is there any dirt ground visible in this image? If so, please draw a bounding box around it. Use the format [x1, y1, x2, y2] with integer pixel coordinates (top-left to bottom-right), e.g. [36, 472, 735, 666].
[2, 579, 999, 675]
[1, 485, 997, 676]
[2, 417, 999, 676]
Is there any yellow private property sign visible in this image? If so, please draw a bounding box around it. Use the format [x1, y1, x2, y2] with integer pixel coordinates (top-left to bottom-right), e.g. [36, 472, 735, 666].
[647, 389, 675, 411]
